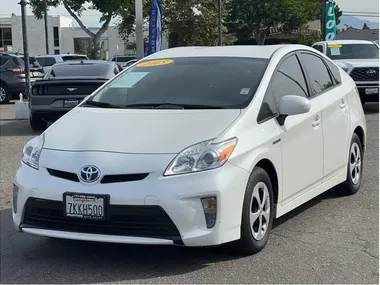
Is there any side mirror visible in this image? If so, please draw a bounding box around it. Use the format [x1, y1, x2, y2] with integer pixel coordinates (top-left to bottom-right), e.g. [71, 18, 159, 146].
[277, 95, 311, 126]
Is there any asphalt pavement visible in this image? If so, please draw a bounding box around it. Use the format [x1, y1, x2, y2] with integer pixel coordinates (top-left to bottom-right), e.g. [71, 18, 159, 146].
[0, 102, 378, 284]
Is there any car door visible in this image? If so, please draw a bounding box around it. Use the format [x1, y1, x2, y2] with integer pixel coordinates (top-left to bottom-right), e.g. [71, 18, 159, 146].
[298, 51, 350, 183]
[258, 53, 324, 203]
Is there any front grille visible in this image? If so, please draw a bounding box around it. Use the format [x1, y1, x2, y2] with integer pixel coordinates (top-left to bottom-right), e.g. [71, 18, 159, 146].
[46, 168, 149, 184]
[21, 198, 183, 243]
[350, 67, 379, 82]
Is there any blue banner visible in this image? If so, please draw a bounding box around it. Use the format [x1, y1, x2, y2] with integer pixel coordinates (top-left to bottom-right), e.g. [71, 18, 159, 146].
[147, 0, 163, 55]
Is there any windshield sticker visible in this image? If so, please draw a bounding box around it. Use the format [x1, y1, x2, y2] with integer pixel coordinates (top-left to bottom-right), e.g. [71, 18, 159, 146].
[109, 72, 149, 88]
[240, 88, 251, 95]
[137, 59, 174, 67]
[328, 44, 342, 48]
[330, 48, 341, 56]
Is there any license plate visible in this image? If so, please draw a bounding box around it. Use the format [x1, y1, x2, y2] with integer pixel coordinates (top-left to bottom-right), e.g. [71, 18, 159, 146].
[64, 99, 79, 108]
[365, 88, 379, 95]
[64, 193, 107, 220]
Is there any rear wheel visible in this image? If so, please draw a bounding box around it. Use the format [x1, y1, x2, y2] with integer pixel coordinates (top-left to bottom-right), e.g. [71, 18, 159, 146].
[0, 84, 10, 104]
[234, 167, 274, 255]
[334, 133, 363, 196]
[30, 115, 48, 131]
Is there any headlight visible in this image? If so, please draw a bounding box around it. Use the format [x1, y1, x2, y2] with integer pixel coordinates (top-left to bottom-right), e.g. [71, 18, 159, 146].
[164, 137, 238, 176]
[22, 134, 45, 169]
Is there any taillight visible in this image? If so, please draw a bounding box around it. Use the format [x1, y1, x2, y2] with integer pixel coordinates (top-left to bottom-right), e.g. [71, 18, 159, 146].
[7, 67, 25, 75]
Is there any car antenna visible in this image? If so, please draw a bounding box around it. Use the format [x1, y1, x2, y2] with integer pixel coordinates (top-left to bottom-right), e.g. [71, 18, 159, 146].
[15, 48, 20, 55]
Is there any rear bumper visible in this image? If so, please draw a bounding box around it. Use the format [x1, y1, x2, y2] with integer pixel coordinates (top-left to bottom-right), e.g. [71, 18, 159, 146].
[8, 82, 26, 96]
[356, 83, 379, 102]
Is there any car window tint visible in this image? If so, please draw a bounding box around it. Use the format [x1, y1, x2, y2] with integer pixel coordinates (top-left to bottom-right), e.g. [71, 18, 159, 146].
[258, 54, 308, 122]
[37, 57, 56, 67]
[0, 57, 8, 66]
[91, 57, 269, 109]
[313, 45, 324, 53]
[62, 55, 88, 61]
[323, 58, 342, 84]
[300, 53, 333, 95]
[12, 57, 24, 67]
[50, 63, 110, 78]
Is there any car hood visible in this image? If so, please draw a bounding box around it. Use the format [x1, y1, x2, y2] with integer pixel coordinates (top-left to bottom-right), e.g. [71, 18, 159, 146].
[43, 107, 241, 154]
[334, 59, 379, 69]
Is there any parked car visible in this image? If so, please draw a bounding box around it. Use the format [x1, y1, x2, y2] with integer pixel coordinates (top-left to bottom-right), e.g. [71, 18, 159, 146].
[16, 54, 45, 82]
[122, 59, 137, 69]
[0, 52, 26, 104]
[29, 60, 123, 130]
[35, 53, 89, 73]
[110, 55, 136, 67]
[312, 40, 379, 105]
[14, 45, 366, 255]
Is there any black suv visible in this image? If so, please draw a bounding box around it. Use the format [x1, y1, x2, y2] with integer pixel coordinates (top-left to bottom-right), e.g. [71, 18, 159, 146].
[0, 52, 27, 104]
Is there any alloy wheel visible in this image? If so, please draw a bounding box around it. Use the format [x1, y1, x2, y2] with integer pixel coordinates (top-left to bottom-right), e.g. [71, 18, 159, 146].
[0, 87, 6, 102]
[349, 142, 362, 185]
[250, 181, 271, 241]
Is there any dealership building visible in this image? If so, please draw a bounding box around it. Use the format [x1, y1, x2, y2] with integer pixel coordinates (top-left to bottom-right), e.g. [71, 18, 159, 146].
[0, 15, 168, 58]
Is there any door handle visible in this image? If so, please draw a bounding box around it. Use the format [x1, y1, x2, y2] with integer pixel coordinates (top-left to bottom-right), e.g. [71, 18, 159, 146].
[340, 99, 347, 109]
[312, 115, 321, 127]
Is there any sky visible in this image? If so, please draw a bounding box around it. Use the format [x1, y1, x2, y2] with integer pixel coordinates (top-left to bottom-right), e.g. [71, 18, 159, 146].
[0, 0, 379, 27]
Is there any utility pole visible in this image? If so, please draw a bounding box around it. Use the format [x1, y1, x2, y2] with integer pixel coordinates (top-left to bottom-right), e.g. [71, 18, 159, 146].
[19, 0, 31, 99]
[218, 0, 222, 46]
[44, 0, 49, 54]
[135, 0, 144, 60]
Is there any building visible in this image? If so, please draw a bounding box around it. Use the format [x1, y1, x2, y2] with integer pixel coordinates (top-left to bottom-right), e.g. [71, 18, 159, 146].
[337, 27, 379, 42]
[0, 15, 169, 58]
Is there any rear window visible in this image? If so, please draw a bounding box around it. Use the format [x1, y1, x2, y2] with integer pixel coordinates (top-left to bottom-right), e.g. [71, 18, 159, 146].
[112, 56, 136, 62]
[0, 57, 8, 66]
[62, 55, 88, 61]
[12, 57, 24, 67]
[90, 57, 269, 109]
[50, 63, 110, 78]
[37, 57, 56, 67]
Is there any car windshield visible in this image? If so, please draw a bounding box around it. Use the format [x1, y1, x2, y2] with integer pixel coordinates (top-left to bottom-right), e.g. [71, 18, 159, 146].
[88, 57, 269, 109]
[112, 56, 136, 62]
[327, 43, 379, 60]
[48, 63, 110, 78]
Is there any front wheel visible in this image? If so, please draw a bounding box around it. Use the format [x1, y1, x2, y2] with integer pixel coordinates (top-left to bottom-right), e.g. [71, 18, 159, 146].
[334, 133, 364, 196]
[234, 167, 274, 255]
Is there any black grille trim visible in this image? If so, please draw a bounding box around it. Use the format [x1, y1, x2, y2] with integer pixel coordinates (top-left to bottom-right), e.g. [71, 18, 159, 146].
[47, 168, 79, 182]
[350, 67, 379, 82]
[101, 173, 149, 184]
[21, 198, 183, 244]
[46, 168, 149, 184]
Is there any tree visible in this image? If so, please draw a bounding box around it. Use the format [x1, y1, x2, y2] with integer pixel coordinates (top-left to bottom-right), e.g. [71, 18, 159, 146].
[362, 23, 370, 30]
[226, 0, 320, 45]
[29, 0, 128, 59]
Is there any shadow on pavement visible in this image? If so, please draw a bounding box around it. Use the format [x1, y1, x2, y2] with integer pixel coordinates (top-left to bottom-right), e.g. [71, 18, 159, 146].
[0, 208, 246, 284]
[0, 120, 41, 137]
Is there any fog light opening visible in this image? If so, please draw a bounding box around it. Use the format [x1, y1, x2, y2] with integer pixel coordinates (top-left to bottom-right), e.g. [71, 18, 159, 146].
[201, 196, 217, 228]
[12, 184, 19, 214]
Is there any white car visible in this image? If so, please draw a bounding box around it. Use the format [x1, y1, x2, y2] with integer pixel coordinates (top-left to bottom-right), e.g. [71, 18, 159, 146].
[13, 45, 366, 254]
[312, 40, 379, 105]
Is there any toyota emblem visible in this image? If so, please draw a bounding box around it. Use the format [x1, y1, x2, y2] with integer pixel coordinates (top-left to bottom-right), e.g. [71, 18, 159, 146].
[367, 69, 377, 76]
[79, 166, 101, 183]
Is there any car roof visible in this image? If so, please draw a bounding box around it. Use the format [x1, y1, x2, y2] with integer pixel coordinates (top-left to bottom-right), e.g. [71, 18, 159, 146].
[35, 54, 87, 58]
[146, 45, 291, 60]
[314, 39, 376, 45]
[53, 60, 113, 66]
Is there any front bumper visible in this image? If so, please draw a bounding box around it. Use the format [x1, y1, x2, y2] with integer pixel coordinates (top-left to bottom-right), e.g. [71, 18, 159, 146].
[12, 150, 250, 247]
[356, 82, 379, 102]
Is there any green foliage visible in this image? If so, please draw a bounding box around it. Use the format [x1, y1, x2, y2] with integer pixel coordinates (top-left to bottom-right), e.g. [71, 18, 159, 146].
[226, 0, 320, 44]
[295, 27, 322, 46]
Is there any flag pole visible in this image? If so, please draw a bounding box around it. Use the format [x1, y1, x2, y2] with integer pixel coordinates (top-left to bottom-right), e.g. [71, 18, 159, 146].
[135, 0, 144, 60]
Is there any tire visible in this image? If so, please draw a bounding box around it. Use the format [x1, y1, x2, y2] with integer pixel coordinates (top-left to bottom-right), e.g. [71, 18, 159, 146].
[0, 83, 10, 104]
[30, 115, 48, 131]
[334, 133, 364, 196]
[234, 166, 274, 255]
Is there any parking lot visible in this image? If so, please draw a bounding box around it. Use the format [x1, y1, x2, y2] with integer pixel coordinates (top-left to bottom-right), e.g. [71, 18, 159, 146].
[0, 102, 378, 284]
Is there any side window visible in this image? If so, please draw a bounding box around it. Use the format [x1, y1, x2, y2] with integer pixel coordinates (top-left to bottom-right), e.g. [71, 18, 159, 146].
[323, 58, 342, 84]
[313, 45, 324, 53]
[258, 54, 309, 122]
[300, 53, 334, 96]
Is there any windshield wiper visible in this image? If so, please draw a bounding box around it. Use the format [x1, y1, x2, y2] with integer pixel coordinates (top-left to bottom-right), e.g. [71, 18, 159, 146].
[83, 100, 123, 109]
[123, 103, 226, 109]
